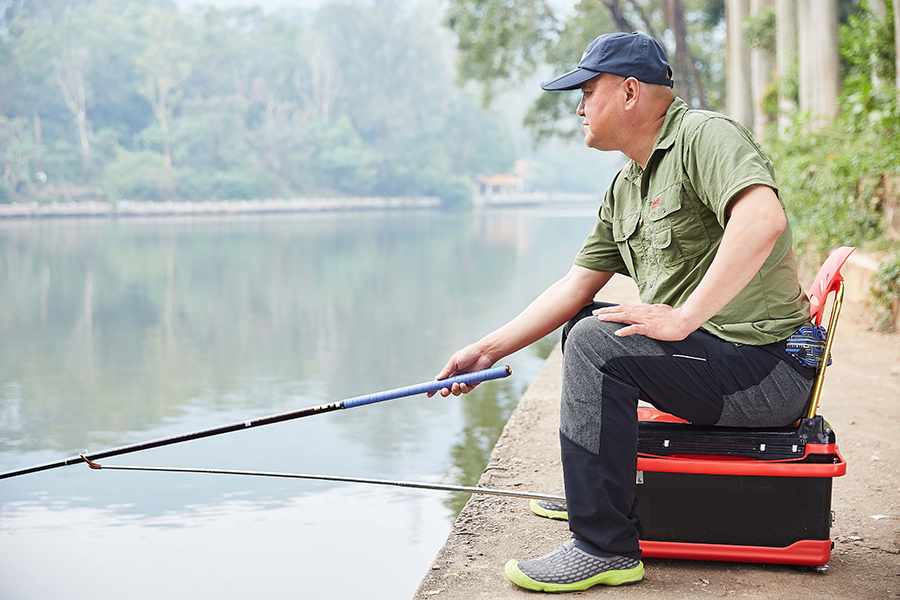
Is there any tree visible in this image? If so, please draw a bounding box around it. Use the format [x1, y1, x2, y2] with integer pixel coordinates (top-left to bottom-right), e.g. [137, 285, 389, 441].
[0, 0, 522, 202]
[0, 115, 40, 202]
[726, 0, 753, 128]
[895, 0, 900, 100]
[749, 0, 774, 139]
[797, 0, 840, 129]
[135, 8, 192, 171]
[444, 0, 726, 140]
[53, 45, 91, 178]
[665, 0, 708, 109]
[775, 0, 797, 133]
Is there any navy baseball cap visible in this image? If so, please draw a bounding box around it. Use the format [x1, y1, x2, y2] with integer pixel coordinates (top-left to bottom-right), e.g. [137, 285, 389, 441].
[540, 32, 673, 91]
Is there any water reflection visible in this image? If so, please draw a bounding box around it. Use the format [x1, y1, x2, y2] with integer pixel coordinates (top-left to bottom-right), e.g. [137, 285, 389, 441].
[0, 207, 597, 600]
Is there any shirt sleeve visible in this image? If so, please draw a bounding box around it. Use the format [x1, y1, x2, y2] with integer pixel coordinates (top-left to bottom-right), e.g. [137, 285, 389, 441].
[683, 116, 779, 228]
[574, 186, 628, 274]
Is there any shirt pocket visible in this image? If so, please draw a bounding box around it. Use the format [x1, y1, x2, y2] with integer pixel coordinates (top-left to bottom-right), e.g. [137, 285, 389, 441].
[646, 184, 711, 266]
[612, 212, 640, 280]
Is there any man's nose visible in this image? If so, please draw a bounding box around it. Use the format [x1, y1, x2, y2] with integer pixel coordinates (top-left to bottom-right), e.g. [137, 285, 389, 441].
[577, 98, 585, 116]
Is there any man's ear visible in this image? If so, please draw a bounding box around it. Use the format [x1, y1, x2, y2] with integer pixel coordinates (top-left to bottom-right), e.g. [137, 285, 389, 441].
[622, 77, 640, 110]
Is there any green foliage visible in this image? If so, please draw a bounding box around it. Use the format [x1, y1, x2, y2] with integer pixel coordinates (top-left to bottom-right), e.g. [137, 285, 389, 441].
[445, 0, 729, 141]
[1, 0, 518, 206]
[764, 1, 900, 331]
[432, 175, 474, 210]
[872, 252, 900, 332]
[767, 103, 900, 255]
[742, 5, 776, 55]
[841, 0, 897, 94]
[102, 150, 170, 201]
[0, 114, 40, 200]
[444, 0, 559, 101]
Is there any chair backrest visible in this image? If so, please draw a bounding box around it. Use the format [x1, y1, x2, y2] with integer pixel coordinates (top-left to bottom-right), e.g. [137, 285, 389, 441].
[803, 246, 855, 418]
[808, 246, 855, 326]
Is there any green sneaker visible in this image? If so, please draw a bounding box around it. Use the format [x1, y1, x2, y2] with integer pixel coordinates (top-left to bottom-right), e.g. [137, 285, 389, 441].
[530, 490, 568, 521]
[505, 539, 644, 592]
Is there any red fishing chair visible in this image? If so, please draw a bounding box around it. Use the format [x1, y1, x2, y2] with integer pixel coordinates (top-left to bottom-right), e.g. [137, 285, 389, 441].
[633, 247, 855, 569]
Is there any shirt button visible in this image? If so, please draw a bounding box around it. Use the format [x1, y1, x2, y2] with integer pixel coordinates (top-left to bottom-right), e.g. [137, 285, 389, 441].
[648, 283, 654, 288]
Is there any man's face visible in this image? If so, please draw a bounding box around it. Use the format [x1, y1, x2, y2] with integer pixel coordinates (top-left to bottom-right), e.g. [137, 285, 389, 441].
[577, 74, 619, 151]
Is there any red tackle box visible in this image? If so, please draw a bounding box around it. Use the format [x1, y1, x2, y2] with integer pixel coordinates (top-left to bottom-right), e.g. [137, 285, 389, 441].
[634, 408, 846, 567]
[633, 247, 854, 568]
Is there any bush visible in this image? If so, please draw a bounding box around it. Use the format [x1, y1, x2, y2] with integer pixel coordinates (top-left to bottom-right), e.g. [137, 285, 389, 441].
[212, 169, 277, 200]
[766, 102, 900, 258]
[436, 176, 474, 210]
[873, 252, 900, 332]
[102, 150, 172, 201]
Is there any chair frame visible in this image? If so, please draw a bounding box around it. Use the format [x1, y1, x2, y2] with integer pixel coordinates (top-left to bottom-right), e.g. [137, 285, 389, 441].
[804, 246, 855, 418]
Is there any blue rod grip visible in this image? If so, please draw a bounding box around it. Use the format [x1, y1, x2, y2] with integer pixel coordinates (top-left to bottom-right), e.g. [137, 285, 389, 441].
[342, 365, 512, 409]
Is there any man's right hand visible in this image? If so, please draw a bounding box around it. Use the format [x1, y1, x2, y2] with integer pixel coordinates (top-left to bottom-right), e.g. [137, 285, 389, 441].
[427, 267, 613, 399]
[428, 344, 495, 397]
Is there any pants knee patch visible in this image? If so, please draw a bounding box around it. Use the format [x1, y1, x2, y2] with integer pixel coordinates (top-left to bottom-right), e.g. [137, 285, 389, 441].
[560, 318, 664, 453]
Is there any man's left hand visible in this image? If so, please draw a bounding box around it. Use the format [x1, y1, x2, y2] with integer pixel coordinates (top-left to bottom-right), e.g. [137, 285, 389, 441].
[593, 303, 696, 341]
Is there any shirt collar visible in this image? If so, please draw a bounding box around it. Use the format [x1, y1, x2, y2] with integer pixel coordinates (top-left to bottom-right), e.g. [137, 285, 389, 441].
[624, 97, 689, 185]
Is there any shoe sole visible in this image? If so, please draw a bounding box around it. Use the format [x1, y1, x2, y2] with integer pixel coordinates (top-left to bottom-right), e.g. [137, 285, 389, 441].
[504, 559, 644, 592]
[529, 499, 569, 521]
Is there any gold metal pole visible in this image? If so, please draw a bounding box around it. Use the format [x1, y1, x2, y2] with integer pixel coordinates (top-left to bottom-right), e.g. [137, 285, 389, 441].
[805, 281, 845, 419]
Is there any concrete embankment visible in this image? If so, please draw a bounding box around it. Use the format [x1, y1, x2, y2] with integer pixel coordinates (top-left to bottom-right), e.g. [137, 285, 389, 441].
[414, 280, 900, 599]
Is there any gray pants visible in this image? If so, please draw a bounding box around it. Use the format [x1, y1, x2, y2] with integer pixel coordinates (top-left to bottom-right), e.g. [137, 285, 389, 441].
[559, 303, 814, 560]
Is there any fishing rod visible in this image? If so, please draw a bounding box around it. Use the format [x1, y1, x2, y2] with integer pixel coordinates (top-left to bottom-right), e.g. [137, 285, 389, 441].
[0, 366, 511, 481]
[79, 455, 564, 503]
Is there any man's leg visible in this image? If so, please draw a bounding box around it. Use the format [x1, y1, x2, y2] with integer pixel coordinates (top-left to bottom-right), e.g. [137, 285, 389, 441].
[509, 304, 812, 591]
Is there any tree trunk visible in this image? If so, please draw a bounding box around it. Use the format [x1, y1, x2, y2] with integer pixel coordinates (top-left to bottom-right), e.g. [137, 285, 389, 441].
[602, 0, 635, 32]
[33, 113, 42, 150]
[726, 0, 754, 129]
[775, 0, 797, 133]
[870, 0, 887, 91]
[798, 0, 840, 130]
[53, 51, 91, 179]
[894, 0, 900, 100]
[145, 78, 173, 170]
[750, 0, 774, 139]
[665, 0, 706, 109]
[159, 94, 171, 170]
[308, 38, 342, 120]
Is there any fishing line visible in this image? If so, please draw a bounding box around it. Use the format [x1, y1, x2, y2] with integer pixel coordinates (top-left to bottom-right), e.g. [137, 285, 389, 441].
[79, 456, 564, 502]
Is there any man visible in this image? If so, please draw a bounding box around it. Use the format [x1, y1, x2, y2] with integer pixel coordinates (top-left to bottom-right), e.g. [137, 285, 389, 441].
[431, 32, 815, 592]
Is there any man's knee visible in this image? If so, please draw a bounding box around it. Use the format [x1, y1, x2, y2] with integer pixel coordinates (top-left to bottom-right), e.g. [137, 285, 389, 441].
[563, 316, 669, 376]
[562, 303, 618, 354]
[564, 315, 625, 358]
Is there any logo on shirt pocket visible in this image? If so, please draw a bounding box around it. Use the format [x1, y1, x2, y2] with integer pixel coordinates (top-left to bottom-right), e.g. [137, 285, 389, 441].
[647, 184, 710, 266]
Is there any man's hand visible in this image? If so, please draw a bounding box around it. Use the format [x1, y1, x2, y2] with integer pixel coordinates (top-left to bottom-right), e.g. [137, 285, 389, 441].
[427, 344, 495, 397]
[428, 267, 614, 398]
[593, 303, 696, 341]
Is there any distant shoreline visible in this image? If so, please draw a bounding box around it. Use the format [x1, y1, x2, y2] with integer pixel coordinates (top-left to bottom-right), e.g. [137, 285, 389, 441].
[0, 197, 442, 219]
[0, 193, 601, 220]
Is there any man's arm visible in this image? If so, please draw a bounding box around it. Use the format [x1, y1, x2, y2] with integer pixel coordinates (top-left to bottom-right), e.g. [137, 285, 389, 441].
[431, 265, 614, 396]
[595, 184, 786, 340]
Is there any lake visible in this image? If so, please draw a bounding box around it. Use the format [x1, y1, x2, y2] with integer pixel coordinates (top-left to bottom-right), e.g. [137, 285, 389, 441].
[0, 206, 598, 600]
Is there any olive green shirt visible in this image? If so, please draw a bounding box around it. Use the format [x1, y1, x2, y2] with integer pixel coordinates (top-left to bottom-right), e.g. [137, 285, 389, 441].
[575, 98, 809, 345]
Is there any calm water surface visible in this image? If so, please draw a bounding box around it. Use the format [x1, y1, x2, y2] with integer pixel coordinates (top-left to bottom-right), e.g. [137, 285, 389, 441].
[0, 207, 597, 600]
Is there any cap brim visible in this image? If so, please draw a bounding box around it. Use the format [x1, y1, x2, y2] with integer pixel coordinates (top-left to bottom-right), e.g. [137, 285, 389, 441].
[540, 68, 600, 91]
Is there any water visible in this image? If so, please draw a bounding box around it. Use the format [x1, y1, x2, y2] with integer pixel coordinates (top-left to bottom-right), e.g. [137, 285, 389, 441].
[0, 206, 597, 600]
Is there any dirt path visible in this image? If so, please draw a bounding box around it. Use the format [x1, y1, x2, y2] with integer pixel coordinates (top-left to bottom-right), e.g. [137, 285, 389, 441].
[415, 276, 900, 599]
